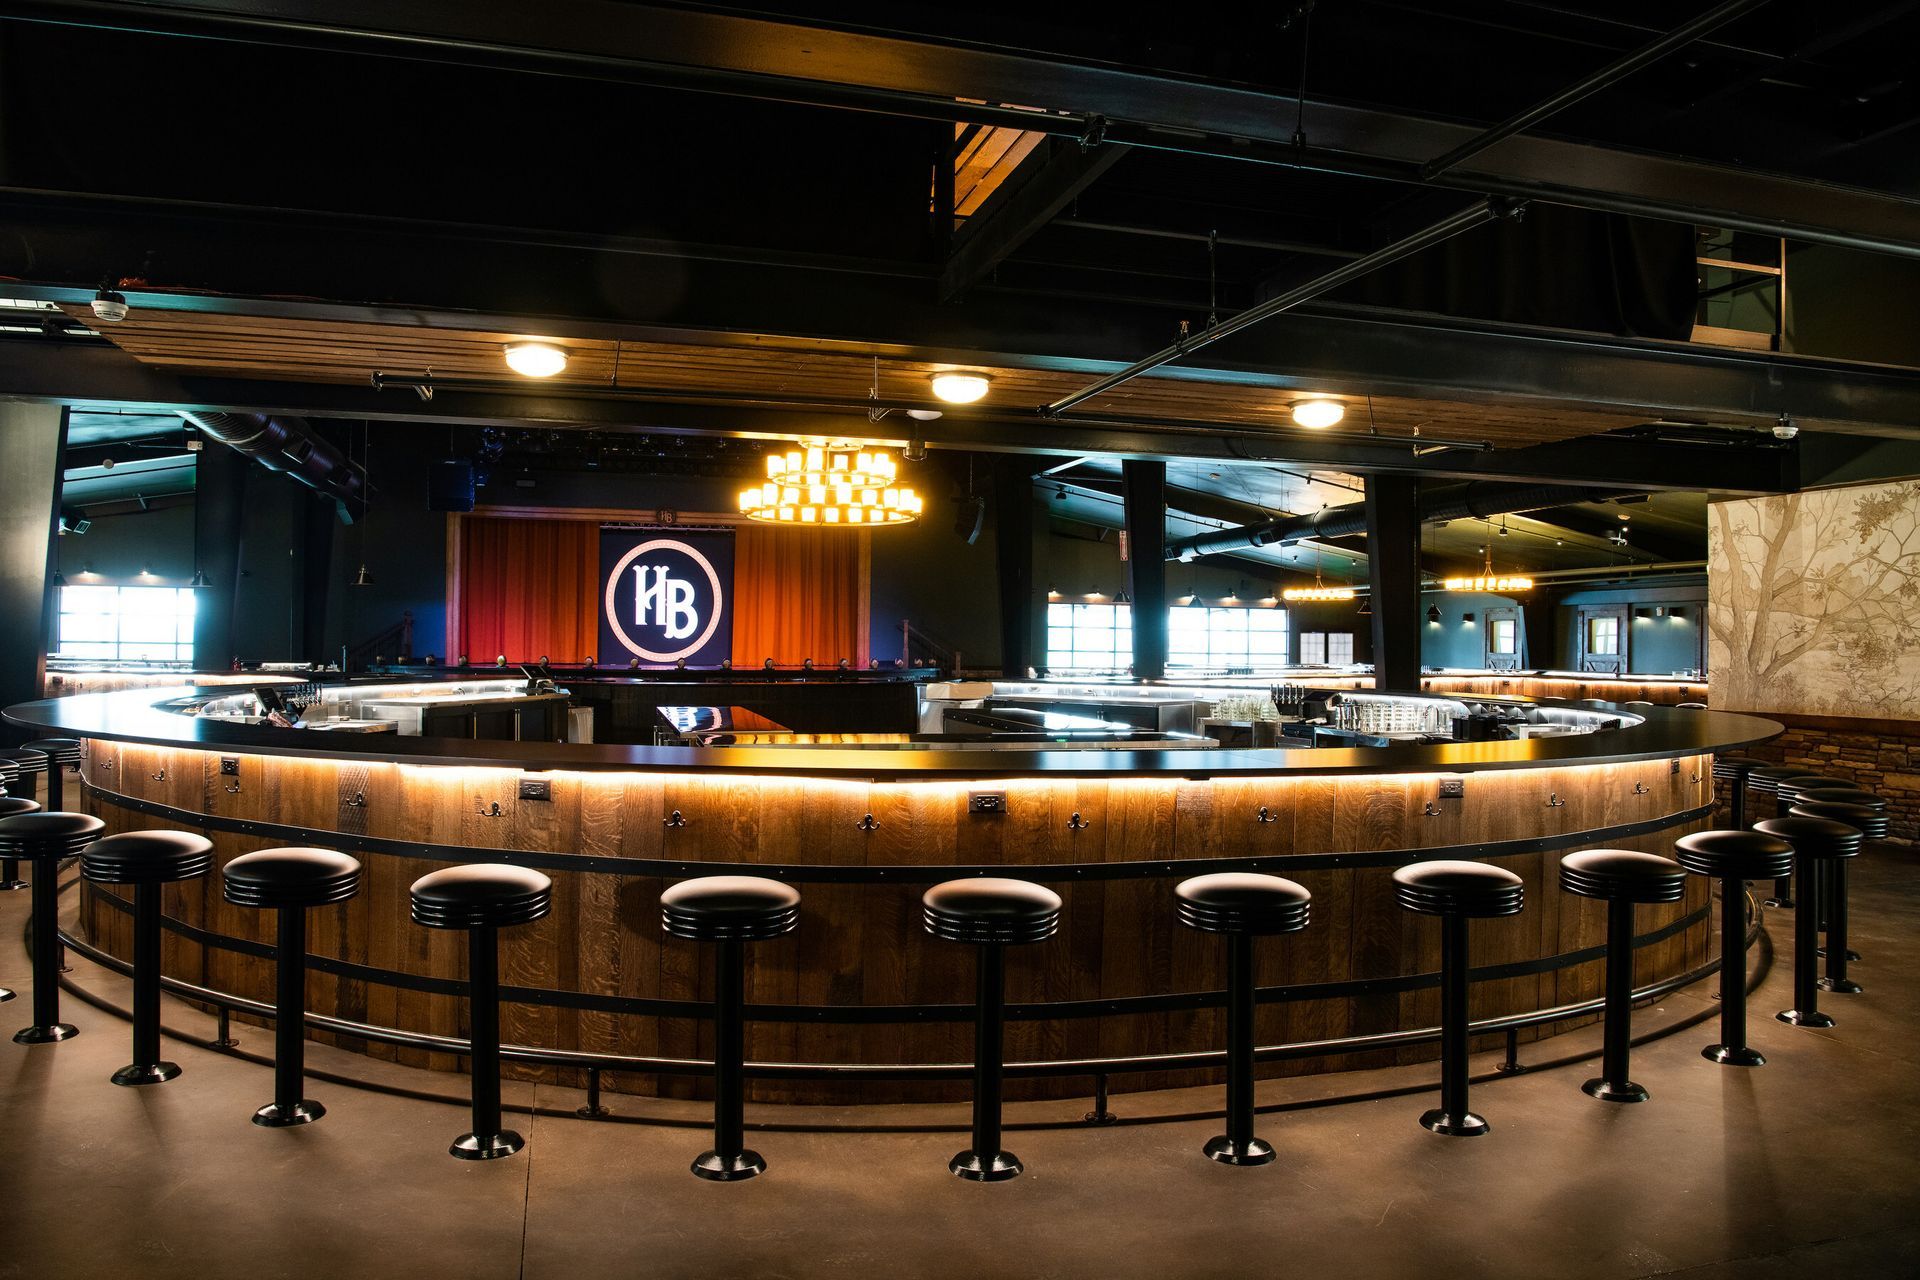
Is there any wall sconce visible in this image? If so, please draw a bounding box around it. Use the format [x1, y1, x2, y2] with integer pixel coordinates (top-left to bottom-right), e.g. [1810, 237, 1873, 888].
[1461, 612, 1476, 624]
[1426, 605, 1442, 625]
[1668, 605, 1686, 619]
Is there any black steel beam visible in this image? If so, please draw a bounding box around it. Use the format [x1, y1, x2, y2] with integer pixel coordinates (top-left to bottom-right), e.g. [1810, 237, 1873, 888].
[941, 138, 1132, 303]
[1366, 476, 1423, 691]
[0, 339, 1803, 493]
[10, 1, 1920, 256]
[1121, 460, 1168, 679]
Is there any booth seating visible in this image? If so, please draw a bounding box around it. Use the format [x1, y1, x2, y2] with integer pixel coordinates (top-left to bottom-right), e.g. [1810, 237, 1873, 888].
[408, 863, 552, 1160]
[1753, 815, 1860, 1029]
[1392, 860, 1524, 1136]
[0, 747, 49, 892]
[660, 875, 802, 1181]
[1673, 830, 1793, 1066]
[922, 878, 1062, 1181]
[1558, 849, 1687, 1102]
[1175, 873, 1312, 1164]
[0, 810, 104, 1043]
[79, 830, 213, 1085]
[223, 847, 363, 1125]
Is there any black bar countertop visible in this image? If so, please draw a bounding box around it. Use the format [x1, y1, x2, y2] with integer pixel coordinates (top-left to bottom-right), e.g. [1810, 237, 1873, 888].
[5, 684, 1781, 781]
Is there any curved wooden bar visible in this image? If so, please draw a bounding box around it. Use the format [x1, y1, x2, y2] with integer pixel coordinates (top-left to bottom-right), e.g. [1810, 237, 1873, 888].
[8, 688, 1778, 1104]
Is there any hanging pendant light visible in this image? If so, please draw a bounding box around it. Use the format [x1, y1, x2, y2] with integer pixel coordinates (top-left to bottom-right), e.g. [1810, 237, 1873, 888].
[352, 564, 374, 587]
[1282, 548, 1356, 602]
[739, 437, 922, 526]
[1443, 537, 1533, 593]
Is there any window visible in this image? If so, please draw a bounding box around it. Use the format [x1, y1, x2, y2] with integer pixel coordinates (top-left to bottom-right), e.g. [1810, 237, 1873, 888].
[1298, 631, 1353, 666]
[55, 586, 196, 663]
[1586, 616, 1620, 656]
[1326, 632, 1355, 665]
[1044, 603, 1291, 673]
[1045, 601, 1132, 671]
[1490, 618, 1518, 655]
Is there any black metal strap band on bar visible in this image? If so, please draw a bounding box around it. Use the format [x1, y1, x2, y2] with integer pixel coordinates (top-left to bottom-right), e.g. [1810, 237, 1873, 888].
[85, 878, 1708, 1026]
[82, 777, 1711, 885]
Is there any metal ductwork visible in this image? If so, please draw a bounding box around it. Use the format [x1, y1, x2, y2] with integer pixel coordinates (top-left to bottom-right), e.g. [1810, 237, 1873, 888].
[1168, 482, 1636, 561]
[178, 411, 364, 505]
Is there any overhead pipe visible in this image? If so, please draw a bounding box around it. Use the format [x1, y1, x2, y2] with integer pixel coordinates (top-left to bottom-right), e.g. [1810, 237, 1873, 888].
[1420, 0, 1772, 180]
[1040, 197, 1525, 418]
[1168, 481, 1634, 561]
[178, 410, 364, 505]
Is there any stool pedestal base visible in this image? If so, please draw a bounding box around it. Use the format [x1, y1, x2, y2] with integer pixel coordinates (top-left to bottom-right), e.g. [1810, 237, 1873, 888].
[949, 1150, 1023, 1182]
[1581, 1077, 1649, 1104]
[451, 1130, 525, 1161]
[1419, 1108, 1489, 1137]
[1204, 1135, 1276, 1166]
[13, 1022, 77, 1044]
[1817, 976, 1864, 995]
[1703, 1043, 1766, 1067]
[692, 1149, 767, 1182]
[1777, 1008, 1836, 1029]
[254, 1100, 326, 1128]
[110, 1060, 180, 1087]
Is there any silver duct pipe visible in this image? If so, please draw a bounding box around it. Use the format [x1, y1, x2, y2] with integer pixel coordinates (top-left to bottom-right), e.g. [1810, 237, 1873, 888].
[1168, 482, 1636, 561]
[178, 411, 364, 504]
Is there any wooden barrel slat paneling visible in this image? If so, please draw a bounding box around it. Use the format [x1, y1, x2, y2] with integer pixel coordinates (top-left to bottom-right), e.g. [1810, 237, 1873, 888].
[74, 744, 1718, 1104]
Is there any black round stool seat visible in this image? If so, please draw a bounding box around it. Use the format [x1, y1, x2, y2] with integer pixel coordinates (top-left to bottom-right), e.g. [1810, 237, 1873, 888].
[27, 738, 82, 766]
[0, 797, 40, 818]
[1673, 830, 1793, 880]
[1794, 787, 1885, 811]
[1711, 754, 1763, 780]
[0, 758, 17, 787]
[409, 864, 552, 929]
[1175, 873, 1311, 934]
[1745, 765, 1803, 795]
[1559, 849, 1686, 903]
[0, 747, 49, 777]
[661, 875, 801, 941]
[1777, 774, 1852, 803]
[1789, 799, 1888, 840]
[1754, 816, 1862, 860]
[80, 830, 213, 884]
[923, 878, 1063, 944]
[1676, 702, 1708, 710]
[0, 811, 105, 858]
[224, 847, 363, 907]
[1391, 860, 1524, 917]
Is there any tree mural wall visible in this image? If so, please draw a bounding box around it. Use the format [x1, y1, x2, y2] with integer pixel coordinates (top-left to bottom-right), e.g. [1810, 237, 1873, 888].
[1708, 480, 1920, 716]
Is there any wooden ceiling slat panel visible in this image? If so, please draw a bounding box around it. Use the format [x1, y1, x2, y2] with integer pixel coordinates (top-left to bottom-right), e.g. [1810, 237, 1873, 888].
[61, 305, 1653, 450]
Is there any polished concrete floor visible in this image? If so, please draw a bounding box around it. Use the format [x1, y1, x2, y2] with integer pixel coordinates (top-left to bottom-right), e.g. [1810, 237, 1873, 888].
[3, 849, 1917, 1280]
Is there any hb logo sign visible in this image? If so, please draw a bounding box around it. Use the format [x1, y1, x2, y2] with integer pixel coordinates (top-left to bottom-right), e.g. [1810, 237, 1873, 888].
[599, 531, 733, 664]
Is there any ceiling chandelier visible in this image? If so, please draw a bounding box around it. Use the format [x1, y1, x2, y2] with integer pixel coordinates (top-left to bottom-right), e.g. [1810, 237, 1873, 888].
[1443, 541, 1533, 593]
[739, 439, 922, 526]
[1282, 551, 1355, 602]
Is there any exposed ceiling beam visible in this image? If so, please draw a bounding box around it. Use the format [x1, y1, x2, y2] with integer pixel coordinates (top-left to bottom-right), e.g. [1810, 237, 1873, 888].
[941, 138, 1132, 302]
[10, 1, 1920, 256]
[0, 338, 1799, 493]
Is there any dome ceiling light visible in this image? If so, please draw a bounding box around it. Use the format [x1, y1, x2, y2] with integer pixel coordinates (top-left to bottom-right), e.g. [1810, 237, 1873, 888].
[1290, 398, 1345, 429]
[929, 372, 991, 404]
[503, 341, 569, 378]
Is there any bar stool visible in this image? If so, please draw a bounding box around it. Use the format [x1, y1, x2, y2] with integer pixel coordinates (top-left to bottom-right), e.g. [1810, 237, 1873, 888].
[1175, 872, 1311, 1165]
[1710, 755, 1763, 829]
[1559, 849, 1686, 1102]
[27, 739, 83, 811]
[223, 847, 363, 1125]
[409, 863, 552, 1160]
[1752, 814, 1859, 1028]
[660, 875, 802, 1181]
[1773, 774, 1852, 910]
[1673, 829, 1792, 1066]
[0, 795, 27, 1003]
[0, 811, 103, 1043]
[1745, 765, 1806, 905]
[922, 877, 1062, 1181]
[1794, 787, 1884, 958]
[1676, 702, 1708, 710]
[1790, 798, 1884, 996]
[0, 748, 48, 892]
[1392, 860, 1524, 1136]
[79, 830, 213, 1084]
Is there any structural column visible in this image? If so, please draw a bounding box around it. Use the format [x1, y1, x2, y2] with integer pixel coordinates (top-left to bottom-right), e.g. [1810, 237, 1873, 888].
[0, 405, 67, 730]
[192, 437, 248, 670]
[1364, 474, 1422, 691]
[1122, 460, 1168, 679]
[992, 458, 1037, 677]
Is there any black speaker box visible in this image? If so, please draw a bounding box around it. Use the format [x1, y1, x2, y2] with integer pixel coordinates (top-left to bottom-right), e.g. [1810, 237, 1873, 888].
[428, 458, 476, 512]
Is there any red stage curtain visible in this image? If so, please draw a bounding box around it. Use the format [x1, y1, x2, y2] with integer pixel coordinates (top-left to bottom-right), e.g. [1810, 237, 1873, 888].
[731, 527, 869, 667]
[457, 517, 599, 664]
